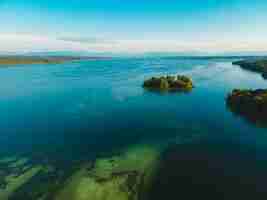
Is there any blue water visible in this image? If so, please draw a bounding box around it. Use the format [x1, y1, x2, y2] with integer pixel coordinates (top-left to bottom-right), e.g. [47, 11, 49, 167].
[0, 57, 266, 162]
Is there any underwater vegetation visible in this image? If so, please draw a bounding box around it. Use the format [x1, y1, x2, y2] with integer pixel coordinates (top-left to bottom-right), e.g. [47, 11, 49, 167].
[226, 89, 267, 125]
[1, 141, 265, 200]
[233, 59, 267, 79]
[0, 155, 80, 200]
[143, 75, 193, 92]
[0, 157, 42, 200]
[53, 145, 160, 200]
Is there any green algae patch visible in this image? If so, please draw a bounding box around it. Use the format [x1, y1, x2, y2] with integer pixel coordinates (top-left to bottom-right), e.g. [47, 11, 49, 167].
[54, 168, 130, 200]
[0, 165, 42, 200]
[0, 155, 71, 200]
[54, 144, 161, 200]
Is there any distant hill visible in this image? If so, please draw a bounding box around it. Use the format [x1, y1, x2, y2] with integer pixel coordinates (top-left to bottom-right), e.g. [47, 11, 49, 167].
[0, 55, 110, 65]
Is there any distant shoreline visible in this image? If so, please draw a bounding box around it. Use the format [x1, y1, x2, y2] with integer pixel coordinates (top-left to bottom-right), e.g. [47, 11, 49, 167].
[232, 58, 267, 79]
[0, 56, 111, 65]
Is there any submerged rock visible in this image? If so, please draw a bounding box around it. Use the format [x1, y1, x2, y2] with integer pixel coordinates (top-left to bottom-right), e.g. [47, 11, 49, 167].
[143, 75, 193, 91]
[233, 59, 267, 79]
[226, 89, 267, 125]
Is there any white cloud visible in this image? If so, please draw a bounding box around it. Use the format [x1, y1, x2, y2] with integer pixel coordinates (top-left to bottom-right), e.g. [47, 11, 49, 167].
[0, 33, 93, 53]
[1, 33, 267, 54]
[57, 36, 117, 45]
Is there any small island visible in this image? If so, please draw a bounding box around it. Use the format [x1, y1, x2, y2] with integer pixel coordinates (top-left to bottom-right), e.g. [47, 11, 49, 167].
[233, 59, 267, 79]
[0, 56, 108, 66]
[226, 89, 267, 124]
[143, 75, 193, 91]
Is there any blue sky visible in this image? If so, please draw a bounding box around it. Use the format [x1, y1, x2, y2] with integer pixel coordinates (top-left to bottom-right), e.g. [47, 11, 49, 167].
[1, 0, 267, 54]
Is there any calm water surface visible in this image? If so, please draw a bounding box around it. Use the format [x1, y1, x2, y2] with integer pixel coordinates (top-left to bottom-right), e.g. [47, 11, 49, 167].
[0, 57, 266, 181]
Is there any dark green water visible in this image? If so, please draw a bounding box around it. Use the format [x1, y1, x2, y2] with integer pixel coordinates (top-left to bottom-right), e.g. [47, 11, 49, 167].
[0, 57, 266, 198]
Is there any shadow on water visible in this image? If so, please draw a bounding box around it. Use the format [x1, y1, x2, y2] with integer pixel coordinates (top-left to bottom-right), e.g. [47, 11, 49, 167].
[226, 99, 267, 128]
[142, 87, 193, 95]
[145, 141, 266, 200]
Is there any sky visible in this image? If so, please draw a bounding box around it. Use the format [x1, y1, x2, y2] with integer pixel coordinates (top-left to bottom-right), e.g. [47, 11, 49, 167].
[1, 0, 267, 55]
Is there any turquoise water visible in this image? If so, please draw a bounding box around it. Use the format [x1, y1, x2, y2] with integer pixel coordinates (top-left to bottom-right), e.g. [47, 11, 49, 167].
[0, 57, 266, 197]
[0, 57, 266, 155]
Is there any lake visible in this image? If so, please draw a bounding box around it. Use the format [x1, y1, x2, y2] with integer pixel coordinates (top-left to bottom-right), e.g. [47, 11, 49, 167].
[0, 57, 266, 199]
